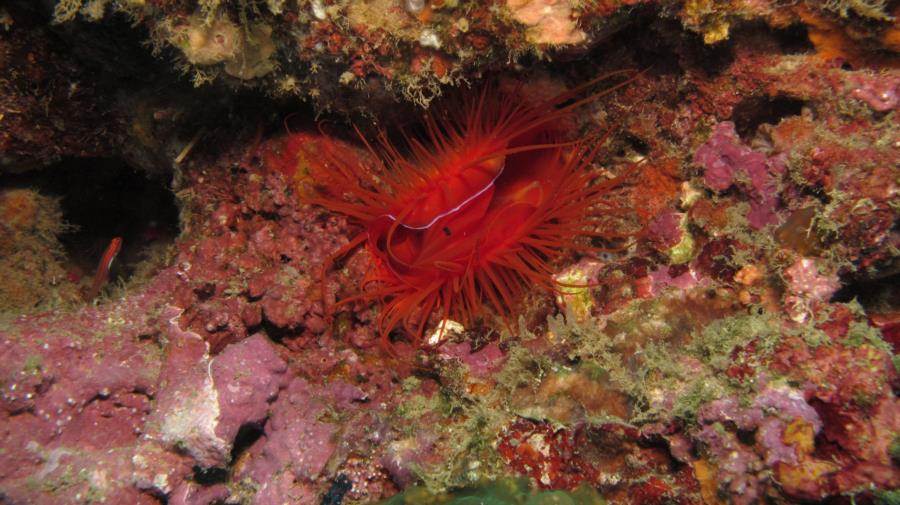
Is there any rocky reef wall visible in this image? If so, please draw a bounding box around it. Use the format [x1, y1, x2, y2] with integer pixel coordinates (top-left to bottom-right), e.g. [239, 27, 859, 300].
[0, 1, 898, 504]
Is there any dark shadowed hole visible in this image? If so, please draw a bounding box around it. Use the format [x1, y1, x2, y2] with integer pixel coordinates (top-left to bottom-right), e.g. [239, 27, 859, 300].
[517, 52, 537, 68]
[684, 31, 736, 78]
[732, 95, 806, 141]
[260, 319, 305, 345]
[833, 269, 900, 307]
[188, 424, 264, 487]
[735, 428, 757, 445]
[320, 474, 353, 505]
[0, 158, 179, 295]
[772, 24, 814, 54]
[231, 422, 265, 462]
[192, 465, 229, 485]
[620, 133, 650, 156]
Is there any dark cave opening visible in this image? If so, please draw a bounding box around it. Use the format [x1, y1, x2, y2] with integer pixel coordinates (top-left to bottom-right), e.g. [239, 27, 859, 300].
[731, 94, 807, 141]
[230, 422, 265, 463]
[191, 465, 229, 486]
[0, 157, 180, 298]
[771, 23, 815, 54]
[833, 268, 900, 310]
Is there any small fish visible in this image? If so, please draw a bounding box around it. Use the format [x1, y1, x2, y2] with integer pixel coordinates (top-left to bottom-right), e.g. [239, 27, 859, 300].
[84, 237, 122, 302]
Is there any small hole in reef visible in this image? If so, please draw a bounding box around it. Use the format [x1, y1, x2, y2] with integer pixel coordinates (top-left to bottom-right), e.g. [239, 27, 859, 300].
[516, 52, 537, 68]
[230, 422, 265, 462]
[0, 157, 179, 307]
[731, 95, 806, 141]
[191, 465, 229, 485]
[772, 24, 814, 54]
[735, 428, 757, 445]
[388, 328, 413, 346]
[320, 474, 353, 505]
[53, 159, 179, 290]
[682, 30, 736, 78]
[621, 133, 650, 156]
[260, 319, 303, 345]
[833, 269, 900, 308]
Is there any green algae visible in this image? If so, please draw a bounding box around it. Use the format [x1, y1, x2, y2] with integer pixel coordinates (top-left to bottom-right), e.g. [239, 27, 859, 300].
[555, 269, 596, 320]
[21, 354, 44, 375]
[389, 360, 510, 492]
[889, 435, 900, 461]
[687, 313, 779, 370]
[386, 291, 887, 494]
[376, 477, 606, 505]
[844, 319, 892, 351]
[667, 226, 696, 264]
[876, 489, 900, 505]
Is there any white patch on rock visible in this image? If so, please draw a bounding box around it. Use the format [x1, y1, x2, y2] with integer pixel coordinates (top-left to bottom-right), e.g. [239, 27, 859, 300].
[418, 28, 442, 49]
[159, 349, 225, 464]
[311, 0, 327, 20]
[155, 308, 228, 466]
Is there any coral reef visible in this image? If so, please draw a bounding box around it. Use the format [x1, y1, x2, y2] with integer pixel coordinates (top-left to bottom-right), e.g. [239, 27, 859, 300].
[0, 0, 899, 504]
[40, 0, 900, 111]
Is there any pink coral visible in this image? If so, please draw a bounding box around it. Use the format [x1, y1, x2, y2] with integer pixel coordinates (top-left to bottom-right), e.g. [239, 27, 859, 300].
[506, 0, 587, 45]
[784, 257, 840, 300]
[849, 73, 900, 112]
[694, 122, 782, 229]
[783, 257, 840, 323]
[646, 209, 684, 250]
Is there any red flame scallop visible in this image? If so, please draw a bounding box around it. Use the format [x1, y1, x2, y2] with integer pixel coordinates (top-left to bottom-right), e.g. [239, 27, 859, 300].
[298, 72, 638, 346]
